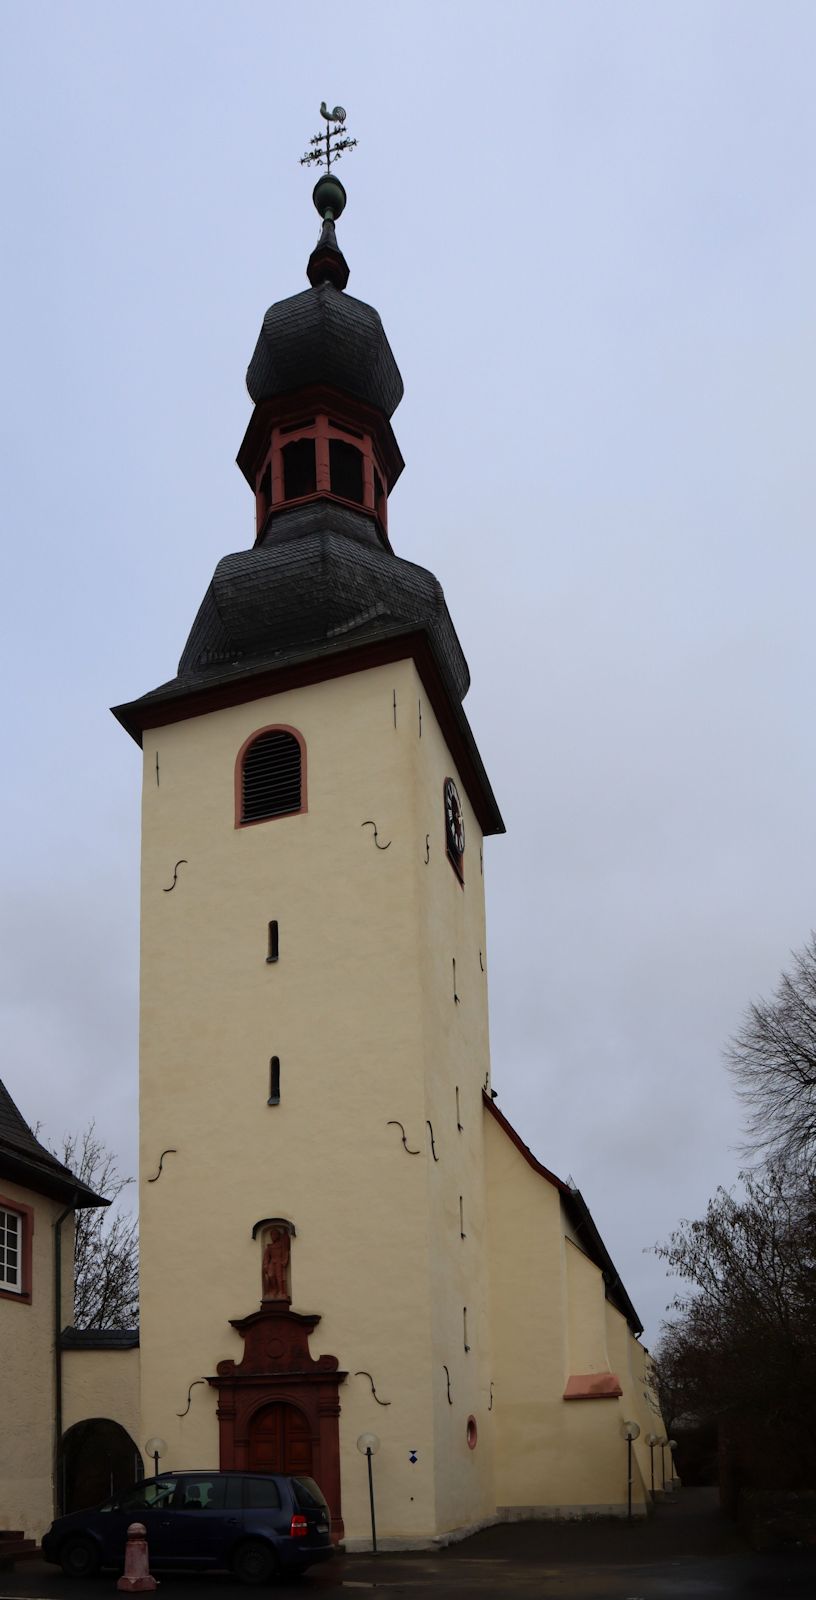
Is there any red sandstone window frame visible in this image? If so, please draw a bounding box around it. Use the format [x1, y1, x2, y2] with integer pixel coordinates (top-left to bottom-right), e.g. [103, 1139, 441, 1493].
[0, 1195, 33, 1305]
[234, 724, 308, 830]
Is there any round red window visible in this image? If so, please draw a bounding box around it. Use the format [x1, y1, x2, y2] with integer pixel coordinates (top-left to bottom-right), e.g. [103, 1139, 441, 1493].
[466, 1415, 478, 1449]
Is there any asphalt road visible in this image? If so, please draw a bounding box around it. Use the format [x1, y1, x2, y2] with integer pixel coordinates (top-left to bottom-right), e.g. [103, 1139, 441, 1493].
[3, 1491, 814, 1600]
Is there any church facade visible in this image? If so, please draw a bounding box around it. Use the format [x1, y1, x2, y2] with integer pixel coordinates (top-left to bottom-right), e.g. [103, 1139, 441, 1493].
[2, 162, 664, 1551]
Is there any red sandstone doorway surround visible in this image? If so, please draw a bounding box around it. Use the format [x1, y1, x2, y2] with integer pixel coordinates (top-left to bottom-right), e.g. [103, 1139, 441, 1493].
[207, 1302, 346, 1542]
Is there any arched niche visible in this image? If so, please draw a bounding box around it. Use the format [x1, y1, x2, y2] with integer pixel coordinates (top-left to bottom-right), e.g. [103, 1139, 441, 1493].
[61, 1417, 141, 1513]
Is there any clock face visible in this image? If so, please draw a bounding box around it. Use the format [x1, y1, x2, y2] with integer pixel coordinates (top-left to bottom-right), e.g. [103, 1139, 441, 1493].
[444, 778, 465, 860]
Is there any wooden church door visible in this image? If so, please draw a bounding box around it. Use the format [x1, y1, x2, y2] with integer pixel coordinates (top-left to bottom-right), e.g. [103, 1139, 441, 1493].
[248, 1403, 313, 1475]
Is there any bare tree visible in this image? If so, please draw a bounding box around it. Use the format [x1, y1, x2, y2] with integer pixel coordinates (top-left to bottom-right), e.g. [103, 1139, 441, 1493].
[57, 1125, 139, 1329]
[653, 1161, 816, 1480]
[727, 933, 816, 1165]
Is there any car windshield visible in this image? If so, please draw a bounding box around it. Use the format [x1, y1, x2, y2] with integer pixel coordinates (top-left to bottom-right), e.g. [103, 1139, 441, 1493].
[109, 1478, 177, 1512]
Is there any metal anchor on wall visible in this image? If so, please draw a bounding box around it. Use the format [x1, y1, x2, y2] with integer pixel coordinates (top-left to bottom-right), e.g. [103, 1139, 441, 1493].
[147, 1149, 177, 1183]
[386, 1120, 420, 1155]
[163, 860, 188, 892]
[176, 1379, 207, 1418]
[362, 821, 391, 850]
[354, 1370, 392, 1407]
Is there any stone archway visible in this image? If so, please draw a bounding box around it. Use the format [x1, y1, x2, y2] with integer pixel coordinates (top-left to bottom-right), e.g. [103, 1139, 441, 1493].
[61, 1418, 141, 1513]
[207, 1302, 346, 1541]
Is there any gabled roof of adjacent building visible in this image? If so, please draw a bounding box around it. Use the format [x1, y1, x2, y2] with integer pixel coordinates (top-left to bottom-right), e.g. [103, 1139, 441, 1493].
[0, 1079, 108, 1209]
[60, 1326, 139, 1349]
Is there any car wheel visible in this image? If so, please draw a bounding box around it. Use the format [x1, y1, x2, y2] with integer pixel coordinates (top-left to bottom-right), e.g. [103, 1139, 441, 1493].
[60, 1537, 101, 1579]
[231, 1539, 279, 1586]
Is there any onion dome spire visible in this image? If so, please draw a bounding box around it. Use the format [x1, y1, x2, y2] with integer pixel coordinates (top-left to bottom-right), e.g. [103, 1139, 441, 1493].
[307, 176, 350, 290]
[300, 102, 356, 289]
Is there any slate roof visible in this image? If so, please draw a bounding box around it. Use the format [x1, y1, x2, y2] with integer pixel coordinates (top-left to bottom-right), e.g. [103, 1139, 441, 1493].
[247, 280, 404, 420]
[0, 1079, 108, 1208]
[176, 503, 470, 704]
[60, 1326, 139, 1350]
[565, 1184, 643, 1337]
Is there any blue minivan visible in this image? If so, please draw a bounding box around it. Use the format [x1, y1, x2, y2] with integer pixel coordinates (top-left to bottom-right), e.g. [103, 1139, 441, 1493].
[41, 1471, 333, 1584]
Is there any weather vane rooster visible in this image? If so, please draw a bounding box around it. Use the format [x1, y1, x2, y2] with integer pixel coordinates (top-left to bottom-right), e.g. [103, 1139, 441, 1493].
[300, 102, 357, 173]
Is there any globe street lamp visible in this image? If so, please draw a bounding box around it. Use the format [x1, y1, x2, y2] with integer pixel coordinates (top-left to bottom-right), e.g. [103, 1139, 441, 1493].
[622, 1421, 640, 1522]
[144, 1437, 167, 1479]
[356, 1432, 380, 1554]
[645, 1432, 658, 1496]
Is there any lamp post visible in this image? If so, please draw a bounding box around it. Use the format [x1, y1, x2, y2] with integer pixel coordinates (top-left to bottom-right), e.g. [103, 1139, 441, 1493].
[622, 1421, 640, 1522]
[645, 1432, 658, 1496]
[666, 1437, 678, 1491]
[356, 1432, 380, 1554]
[657, 1435, 667, 1490]
[144, 1437, 167, 1480]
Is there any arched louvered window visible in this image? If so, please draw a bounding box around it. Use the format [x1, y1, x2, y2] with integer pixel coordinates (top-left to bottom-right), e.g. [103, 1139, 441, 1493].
[237, 726, 305, 826]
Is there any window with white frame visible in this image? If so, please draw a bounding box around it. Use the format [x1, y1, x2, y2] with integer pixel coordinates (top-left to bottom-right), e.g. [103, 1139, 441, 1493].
[0, 1206, 22, 1294]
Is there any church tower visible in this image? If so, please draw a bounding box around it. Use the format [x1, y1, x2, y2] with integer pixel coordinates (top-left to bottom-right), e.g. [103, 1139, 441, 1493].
[114, 141, 504, 1544]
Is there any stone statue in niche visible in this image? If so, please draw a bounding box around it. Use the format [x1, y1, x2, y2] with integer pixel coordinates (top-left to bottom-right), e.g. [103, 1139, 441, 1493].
[262, 1226, 291, 1301]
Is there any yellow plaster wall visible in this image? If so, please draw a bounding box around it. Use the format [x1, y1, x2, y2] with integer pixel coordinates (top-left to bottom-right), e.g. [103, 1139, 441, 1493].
[484, 1111, 570, 1509]
[137, 659, 496, 1542]
[485, 1116, 646, 1515]
[608, 1315, 666, 1499]
[62, 1349, 141, 1458]
[603, 1303, 650, 1509]
[565, 1240, 611, 1375]
[632, 1342, 667, 1480]
[411, 674, 495, 1534]
[0, 1183, 74, 1540]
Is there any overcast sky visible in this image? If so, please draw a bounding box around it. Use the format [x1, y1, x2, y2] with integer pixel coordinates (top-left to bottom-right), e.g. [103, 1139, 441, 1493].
[2, 1, 815, 1344]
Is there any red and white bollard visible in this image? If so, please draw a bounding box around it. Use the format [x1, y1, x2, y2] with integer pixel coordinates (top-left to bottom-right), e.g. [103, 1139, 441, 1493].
[116, 1522, 158, 1592]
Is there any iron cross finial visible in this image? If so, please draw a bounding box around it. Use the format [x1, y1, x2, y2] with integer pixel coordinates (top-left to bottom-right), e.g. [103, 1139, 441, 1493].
[300, 102, 357, 173]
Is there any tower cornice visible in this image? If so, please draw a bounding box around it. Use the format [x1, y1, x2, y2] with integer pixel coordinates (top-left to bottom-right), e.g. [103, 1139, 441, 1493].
[112, 627, 505, 837]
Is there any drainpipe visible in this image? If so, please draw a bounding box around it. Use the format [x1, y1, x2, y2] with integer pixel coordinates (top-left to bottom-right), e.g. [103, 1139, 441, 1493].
[54, 1195, 78, 1515]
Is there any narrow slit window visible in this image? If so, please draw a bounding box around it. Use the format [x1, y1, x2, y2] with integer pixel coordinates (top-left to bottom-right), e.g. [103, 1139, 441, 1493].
[459, 1195, 466, 1239]
[268, 1057, 280, 1105]
[266, 921, 279, 963]
[282, 438, 317, 500]
[329, 438, 364, 504]
[241, 729, 302, 824]
[455, 1086, 463, 1131]
[463, 1306, 470, 1353]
